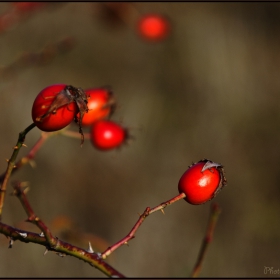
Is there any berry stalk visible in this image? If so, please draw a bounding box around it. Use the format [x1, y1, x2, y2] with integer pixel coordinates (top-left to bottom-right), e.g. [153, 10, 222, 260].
[0, 122, 36, 219]
[101, 192, 186, 259]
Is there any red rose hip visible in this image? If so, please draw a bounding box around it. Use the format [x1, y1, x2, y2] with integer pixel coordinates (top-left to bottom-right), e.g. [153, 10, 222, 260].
[90, 120, 127, 150]
[178, 159, 226, 205]
[137, 14, 170, 42]
[32, 84, 89, 147]
[81, 88, 115, 126]
[32, 84, 77, 132]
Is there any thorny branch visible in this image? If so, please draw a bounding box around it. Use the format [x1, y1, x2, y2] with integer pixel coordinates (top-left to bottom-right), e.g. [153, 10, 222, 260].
[0, 132, 50, 183]
[0, 124, 222, 277]
[0, 181, 125, 278]
[101, 192, 186, 259]
[0, 123, 36, 219]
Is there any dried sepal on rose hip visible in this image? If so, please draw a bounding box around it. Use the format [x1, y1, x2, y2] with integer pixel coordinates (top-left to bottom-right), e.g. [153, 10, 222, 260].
[32, 84, 89, 145]
[178, 159, 227, 205]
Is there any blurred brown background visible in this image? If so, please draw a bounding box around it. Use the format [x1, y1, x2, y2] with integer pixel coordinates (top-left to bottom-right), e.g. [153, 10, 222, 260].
[0, 2, 279, 277]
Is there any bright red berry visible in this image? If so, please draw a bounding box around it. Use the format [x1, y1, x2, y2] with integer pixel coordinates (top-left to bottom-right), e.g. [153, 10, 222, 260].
[137, 14, 170, 42]
[81, 88, 115, 126]
[178, 159, 226, 205]
[32, 84, 78, 132]
[90, 120, 127, 150]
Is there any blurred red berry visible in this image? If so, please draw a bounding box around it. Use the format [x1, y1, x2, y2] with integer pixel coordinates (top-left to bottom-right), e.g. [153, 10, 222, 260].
[12, 2, 46, 13]
[178, 160, 226, 205]
[81, 88, 115, 126]
[90, 120, 127, 150]
[137, 14, 170, 41]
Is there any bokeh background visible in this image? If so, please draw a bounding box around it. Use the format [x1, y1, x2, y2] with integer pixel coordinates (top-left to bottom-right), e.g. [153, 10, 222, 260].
[0, 2, 279, 277]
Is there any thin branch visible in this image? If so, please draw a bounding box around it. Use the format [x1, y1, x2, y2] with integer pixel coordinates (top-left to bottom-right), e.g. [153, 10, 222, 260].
[5, 181, 125, 278]
[191, 203, 221, 278]
[0, 221, 125, 278]
[0, 36, 75, 81]
[101, 192, 186, 259]
[0, 123, 36, 219]
[0, 132, 50, 183]
[0, 126, 81, 184]
[14, 132, 49, 169]
[12, 181, 56, 247]
[0, 3, 67, 35]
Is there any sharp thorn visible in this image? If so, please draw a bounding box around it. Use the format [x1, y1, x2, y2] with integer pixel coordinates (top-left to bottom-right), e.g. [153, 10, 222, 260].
[8, 238, 14, 248]
[28, 160, 37, 168]
[160, 208, 165, 215]
[18, 232, 27, 238]
[43, 248, 48, 256]
[22, 186, 30, 194]
[87, 241, 94, 253]
[19, 181, 29, 188]
[13, 146, 18, 150]
[56, 252, 66, 257]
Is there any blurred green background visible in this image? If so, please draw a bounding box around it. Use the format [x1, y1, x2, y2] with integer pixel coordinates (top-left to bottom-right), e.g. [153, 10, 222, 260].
[0, 2, 279, 277]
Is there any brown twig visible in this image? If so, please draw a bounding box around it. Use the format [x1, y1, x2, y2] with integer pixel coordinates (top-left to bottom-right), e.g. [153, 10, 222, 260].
[0, 3, 66, 35]
[0, 36, 76, 81]
[191, 203, 222, 277]
[15, 132, 49, 168]
[0, 132, 50, 183]
[0, 220, 125, 277]
[101, 192, 186, 259]
[4, 181, 125, 278]
[13, 181, 56, 247]
[0, 123, 36, 219]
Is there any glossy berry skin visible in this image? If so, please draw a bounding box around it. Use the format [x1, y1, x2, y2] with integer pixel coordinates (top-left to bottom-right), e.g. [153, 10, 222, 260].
[81, 88, 114, 126]
[178, 161, 222, 205]
[137, 14, 170, 41]
[90, 120, 127, 150]
[32, 84, 77, 132]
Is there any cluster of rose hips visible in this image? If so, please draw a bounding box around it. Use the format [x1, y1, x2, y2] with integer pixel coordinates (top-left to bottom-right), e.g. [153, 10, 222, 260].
[31, 84, 226, 205]
[31, 84, 128, 151]
[0, 4, 227, 277]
